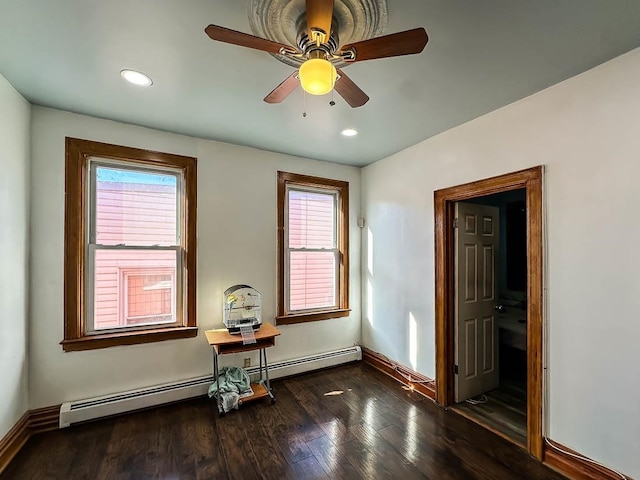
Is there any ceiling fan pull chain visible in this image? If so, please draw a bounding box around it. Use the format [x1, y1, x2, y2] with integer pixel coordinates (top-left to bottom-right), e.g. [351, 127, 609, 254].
[302, 89, 307, 118]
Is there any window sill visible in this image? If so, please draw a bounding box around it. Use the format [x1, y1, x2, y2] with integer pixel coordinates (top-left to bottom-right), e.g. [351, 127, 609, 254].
[61, 326, 198, 352]
[276, 309, 351, 325]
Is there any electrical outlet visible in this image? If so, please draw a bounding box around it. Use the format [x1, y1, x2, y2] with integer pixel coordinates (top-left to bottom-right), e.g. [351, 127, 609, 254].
[243, 358, 251, 368]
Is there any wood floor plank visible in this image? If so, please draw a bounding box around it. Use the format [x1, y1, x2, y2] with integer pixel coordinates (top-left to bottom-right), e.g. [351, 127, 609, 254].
[408, 405, 556, 480]
[214, 406, 263, 480]
[307, 382, 361, 426]
[283, 375, 345, 425]
[252, 383, 325, 442]
[340, 433, 426, 480]
[305, 434, 362, 479]
[1, 363, 565, 480]
[164, 403, 204, 479]
[1, 430, 77, 480]
[65, 419, 115, 480]
[377, 422, 476, 480]
[453, 379, 528, 444]
[276, 433, 314, 465]
[95, 411, 157, 480]
[184, 400, 229, 480]
[286, 456, 330, 480]
[312, 373, 395, 432]
[337, 364, 429, 425]
[240, 404, 295, 480]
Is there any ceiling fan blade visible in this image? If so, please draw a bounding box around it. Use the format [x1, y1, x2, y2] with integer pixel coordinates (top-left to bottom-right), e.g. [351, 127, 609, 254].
[205, 25, 295, 55]
[334, 69, 369, 108]
[306, 0, 334, 42]
[340, 27, 428, 62]
[264, 72, 299, 104]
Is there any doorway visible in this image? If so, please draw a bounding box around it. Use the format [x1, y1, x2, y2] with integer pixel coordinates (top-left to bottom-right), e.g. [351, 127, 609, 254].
[434, 166, 544, 460]
[452, 191, 528, 445]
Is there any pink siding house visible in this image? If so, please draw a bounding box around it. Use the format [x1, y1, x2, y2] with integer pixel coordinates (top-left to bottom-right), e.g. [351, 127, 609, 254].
[94, 181, 177, 329]
[288, 191, 336, 311]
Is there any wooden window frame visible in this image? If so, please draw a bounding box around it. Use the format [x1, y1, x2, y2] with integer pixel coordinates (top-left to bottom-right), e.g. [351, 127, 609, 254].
[61, 137, 197, 352]
[276, 171, 350, 325]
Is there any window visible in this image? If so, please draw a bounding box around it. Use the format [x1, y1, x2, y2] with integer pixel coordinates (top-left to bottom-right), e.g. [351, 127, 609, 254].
[62, 138, 197, 351]
[277, 171, 349, 324]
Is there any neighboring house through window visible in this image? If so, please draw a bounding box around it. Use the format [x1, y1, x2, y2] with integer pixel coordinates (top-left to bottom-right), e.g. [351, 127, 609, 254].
[62, 138, 197, 351]
[277, 171, 349, 324]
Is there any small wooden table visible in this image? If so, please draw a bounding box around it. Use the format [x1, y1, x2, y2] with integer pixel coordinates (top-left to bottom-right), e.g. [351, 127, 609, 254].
[204, 323, 281, 415]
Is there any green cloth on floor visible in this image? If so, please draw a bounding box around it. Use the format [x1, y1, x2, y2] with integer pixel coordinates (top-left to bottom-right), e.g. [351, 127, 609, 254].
[208, 366, 251, 398]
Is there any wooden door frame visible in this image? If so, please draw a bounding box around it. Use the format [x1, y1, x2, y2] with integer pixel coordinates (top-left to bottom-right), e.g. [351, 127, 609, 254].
[434, 166, 544, 460]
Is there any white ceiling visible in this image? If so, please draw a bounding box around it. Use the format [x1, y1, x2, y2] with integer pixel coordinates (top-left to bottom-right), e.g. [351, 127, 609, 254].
[1, 0, 639, 166]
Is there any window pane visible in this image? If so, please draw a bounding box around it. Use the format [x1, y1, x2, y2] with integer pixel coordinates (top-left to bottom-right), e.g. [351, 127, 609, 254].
[288, 190, 335, 249]
[125, 273, 173, 325]
[289, 251, 336, 311]
[93, 249, 177, 330]
[95, 166, 178, 246]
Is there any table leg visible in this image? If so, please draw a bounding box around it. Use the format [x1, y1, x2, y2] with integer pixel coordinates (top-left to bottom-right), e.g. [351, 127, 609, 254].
[213, 351, 224, 416]
[262, 348, 275, 403]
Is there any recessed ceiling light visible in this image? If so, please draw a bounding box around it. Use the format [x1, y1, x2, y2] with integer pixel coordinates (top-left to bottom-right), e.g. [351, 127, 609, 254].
[120, 69, 153, 87]
[341, 128, 358, 137]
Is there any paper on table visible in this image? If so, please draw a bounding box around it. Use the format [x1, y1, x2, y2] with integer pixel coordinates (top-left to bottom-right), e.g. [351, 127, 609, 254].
[240, 325, 257, 345]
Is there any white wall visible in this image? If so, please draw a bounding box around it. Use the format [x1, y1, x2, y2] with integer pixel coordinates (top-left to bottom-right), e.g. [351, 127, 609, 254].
[29, 107, 361, 408]
[0, 74, 30, 439]
[362, 48, 640, 477]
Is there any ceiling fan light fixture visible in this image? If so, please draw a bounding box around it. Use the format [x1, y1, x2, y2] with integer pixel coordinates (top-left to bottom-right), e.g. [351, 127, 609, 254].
[299, 58, 337, 96]
[120, 69, 153, 87]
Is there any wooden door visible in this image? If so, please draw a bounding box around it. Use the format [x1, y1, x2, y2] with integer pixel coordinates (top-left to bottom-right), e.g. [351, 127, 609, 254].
[454, 202, 500, 403]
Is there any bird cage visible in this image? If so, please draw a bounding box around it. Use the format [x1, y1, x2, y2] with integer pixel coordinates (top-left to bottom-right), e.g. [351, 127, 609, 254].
[223, 284, 262, 334]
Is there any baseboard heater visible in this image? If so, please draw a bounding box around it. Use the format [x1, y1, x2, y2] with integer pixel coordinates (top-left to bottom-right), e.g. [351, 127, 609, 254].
[59, 345, 361, 428]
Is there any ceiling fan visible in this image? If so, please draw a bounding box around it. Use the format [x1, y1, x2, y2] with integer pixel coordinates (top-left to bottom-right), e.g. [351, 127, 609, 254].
[205, 0, 428, 108]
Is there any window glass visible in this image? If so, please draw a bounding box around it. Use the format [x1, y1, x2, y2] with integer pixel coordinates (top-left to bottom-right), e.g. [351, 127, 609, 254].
[93, 249, 177, 330]
[289, 251, 336, 311]
[287, 188, 338, 312]
[94, 166, 178, 246]
[288, 190, 335, 249]
[88, 162, 182, 333]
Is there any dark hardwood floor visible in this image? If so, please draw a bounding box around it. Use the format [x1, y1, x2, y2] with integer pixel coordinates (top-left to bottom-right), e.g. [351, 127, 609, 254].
[1, 363, 564, 480]
[453, 376, 527, 445]
[454, 343, 528, 445]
